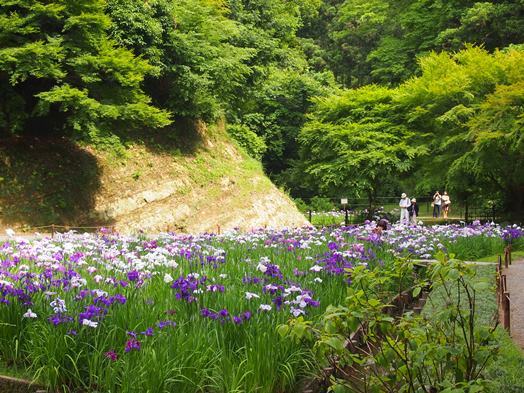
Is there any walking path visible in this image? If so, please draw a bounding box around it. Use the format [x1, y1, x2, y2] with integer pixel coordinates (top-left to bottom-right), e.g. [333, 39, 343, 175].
[412, 259, 496, 265]
[504, 258, 524, 350]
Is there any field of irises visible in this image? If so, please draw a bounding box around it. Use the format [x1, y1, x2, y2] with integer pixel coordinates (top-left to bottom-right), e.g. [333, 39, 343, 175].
[0, 222, 522, 392]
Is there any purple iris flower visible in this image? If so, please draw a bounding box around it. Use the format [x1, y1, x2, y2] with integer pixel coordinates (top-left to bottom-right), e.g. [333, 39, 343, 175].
[111, 294, 127, 305]
[75, 290, 90, 301]
[124, 338, 141, 353]
[105, 350, 118, 361]
[69, 252, 84, 263]
[78, 304, 106, 324]
[272, 296, 283, 310]
[307, 299, 320, 307]
[48, 314, 73, 326]
[141, 327, 154, 336]
[293, 268, 306, 277]
[263, 263, 283, 279]
[328, 241, 338, 250]
[157, 320, 176, 329]
[127, 271, 139, 282]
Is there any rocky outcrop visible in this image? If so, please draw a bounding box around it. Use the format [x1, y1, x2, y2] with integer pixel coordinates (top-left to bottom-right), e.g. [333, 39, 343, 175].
[94, 175, 308, 234]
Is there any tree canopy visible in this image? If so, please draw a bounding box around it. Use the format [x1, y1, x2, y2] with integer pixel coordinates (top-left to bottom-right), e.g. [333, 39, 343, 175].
[303, 0, 524, 86]
[296, 46, 524, 215]
[298, 85, 423, 200]
[0, 0, 171, 139]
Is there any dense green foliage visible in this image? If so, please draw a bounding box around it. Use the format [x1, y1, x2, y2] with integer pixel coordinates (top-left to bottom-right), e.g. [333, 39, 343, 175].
[401, 46, 524, 213]
[298, 85, 423, 203]
[1, 0, 523, 216]
[0, 0, 171, 138]
[299, 46, 524, 215]
[226, 123, 267, 160]
[106, 0, 253, 121]
[305, 0, 524, 86]
[280, 255, 504, 392]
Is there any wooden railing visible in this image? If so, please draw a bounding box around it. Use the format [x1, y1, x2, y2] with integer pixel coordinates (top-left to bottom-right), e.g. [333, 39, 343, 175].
[497, 246, 512, 334]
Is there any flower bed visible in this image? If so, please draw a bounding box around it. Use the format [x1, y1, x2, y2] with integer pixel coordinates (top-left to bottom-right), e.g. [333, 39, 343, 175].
[0, 223, 521, 392]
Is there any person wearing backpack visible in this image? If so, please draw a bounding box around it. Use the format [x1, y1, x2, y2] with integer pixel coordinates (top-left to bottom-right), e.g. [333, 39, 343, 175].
[432, 191, 442, 218]
[408, 198, 419, 225]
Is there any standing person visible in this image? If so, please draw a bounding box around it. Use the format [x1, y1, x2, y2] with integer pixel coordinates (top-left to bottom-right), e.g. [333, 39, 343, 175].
[399, 193, 411, 225]
[408, 198, 419, 225]
[432, 191, 442, 218]
[441, 191, 451, 218]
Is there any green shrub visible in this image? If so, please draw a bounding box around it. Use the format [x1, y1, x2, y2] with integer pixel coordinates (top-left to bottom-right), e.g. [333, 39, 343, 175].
[227, 124, 267, 160]
[293, 198, 309, 214]
[280, 254, 503, 392]
[309, 196, 336, 212]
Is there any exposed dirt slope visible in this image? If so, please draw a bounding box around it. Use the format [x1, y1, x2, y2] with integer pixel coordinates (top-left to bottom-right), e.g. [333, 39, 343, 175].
[0, 123, 308, 233]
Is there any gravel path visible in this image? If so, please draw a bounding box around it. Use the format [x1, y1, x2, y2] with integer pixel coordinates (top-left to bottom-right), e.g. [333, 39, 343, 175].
[412, 259, 497, 265]
[505, 258, 524, 349]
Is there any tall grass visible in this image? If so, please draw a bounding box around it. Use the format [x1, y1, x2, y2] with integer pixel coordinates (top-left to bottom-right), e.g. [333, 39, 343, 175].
[423, 263, 524, 393]
[445, 236, 506, 260]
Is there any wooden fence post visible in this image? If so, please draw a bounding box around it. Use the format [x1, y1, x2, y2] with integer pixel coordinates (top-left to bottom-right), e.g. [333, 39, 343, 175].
[496, 259, 500, 303]
[51, 224, 55, 239]
[503, 292, 511, 334]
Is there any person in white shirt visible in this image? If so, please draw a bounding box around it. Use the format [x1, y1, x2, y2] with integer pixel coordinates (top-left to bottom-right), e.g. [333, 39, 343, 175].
[441, 191, 451, 218]
[399, 193, 411, 225]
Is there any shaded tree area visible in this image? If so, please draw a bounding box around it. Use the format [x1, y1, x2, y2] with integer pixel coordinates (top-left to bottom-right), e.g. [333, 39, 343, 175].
[106, 0, 254, 122]
[0, 137, 103, 226]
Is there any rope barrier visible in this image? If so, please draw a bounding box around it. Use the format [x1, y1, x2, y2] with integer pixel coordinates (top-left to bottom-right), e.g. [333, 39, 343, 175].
[2, 224, 116, 239]
[4, 224, 113, 231]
